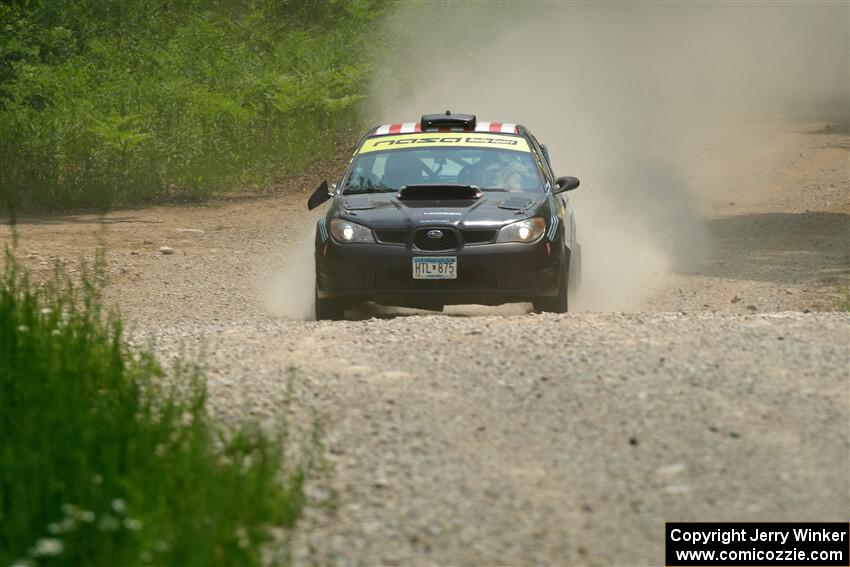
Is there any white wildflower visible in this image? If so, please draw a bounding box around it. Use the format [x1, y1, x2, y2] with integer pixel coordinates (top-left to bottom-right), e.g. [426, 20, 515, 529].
[51, 329, 61, 336]
[60, 503, 94, 524]
[47, 516, 76, 534]
[235, 526, 249, 548]
[61, 503, 79, 517]
[40, 307, 52, 316]
[111, 498, 127, 515]
[17, 325, 29, 333]
[32, 537, 64, 557]
[123, 518, 143, 531]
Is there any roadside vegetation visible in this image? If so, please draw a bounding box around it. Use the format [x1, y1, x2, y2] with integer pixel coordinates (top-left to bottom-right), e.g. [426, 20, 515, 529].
[0, 0, 388, 210]
[0, 2, 372, 560]
[0, 247, 310, 566]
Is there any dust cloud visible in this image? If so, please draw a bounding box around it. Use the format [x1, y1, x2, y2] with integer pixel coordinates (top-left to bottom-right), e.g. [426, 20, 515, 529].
[366, 2, 849, 310]
[263, 229, 316, 320]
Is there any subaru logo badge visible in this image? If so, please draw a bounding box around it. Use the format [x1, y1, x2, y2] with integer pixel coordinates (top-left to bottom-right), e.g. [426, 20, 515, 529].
[427, 229, 444, 239]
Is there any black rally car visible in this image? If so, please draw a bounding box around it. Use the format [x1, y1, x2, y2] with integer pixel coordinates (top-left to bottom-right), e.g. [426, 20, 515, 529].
[307, 112, 580, 320]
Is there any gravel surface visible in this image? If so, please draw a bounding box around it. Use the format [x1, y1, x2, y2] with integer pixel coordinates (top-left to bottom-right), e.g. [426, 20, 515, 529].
[131, 311, 849, 566]
[2, 121, 848, 565]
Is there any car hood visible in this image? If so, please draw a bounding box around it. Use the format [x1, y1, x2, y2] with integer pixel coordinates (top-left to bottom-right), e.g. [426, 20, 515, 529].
[335, 192, 547, 230]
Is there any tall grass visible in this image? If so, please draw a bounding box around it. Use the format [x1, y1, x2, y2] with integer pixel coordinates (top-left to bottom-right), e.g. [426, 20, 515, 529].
[0, 249, 308, 566]
[0, 0, 389, 210]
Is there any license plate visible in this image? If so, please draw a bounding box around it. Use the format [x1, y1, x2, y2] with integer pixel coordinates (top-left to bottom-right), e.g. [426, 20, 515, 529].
[412, 256, 457, 279]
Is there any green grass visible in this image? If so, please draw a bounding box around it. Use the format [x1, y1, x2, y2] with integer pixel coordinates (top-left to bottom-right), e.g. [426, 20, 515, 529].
[0, 0, 389, 210]
[0, 248, 310, 566]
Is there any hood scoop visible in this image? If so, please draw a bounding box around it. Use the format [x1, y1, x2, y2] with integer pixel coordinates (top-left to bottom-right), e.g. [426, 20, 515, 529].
[397, 184, 483, 201]
[342, 196, 377, 211]
[498, 196, 534, 211]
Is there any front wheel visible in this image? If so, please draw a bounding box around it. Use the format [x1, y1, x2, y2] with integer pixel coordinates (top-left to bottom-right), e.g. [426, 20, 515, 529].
[315, 285, 346, 321]
[533, 252, 569, 313]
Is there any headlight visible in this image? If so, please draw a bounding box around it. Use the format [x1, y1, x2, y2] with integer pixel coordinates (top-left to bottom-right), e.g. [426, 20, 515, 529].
[329, 218, 374, 243]
[496, 217, 546, 243]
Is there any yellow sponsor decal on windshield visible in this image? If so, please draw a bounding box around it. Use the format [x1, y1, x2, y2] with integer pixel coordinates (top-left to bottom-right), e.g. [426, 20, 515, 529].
[359, 133, 530, 154]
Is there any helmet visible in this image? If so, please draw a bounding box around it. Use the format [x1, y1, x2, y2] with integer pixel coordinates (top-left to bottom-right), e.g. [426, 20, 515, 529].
[383, 152, 422, 189]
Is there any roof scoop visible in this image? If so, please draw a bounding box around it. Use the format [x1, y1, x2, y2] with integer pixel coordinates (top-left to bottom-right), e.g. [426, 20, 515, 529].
[420, 112, 476, 130]
[397, 184, 483, 201]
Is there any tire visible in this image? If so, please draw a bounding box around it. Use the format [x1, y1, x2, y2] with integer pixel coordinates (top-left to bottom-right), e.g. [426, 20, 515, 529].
[533, 250, 569, 313]
[315, 285, 345, 321]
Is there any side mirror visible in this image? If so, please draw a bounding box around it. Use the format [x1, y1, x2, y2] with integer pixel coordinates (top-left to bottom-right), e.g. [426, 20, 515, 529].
[554, 176, 580, 193]
[307, 180, 331, 210]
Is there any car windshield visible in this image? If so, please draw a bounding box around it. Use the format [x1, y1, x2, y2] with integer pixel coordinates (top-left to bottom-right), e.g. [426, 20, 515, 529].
[343, 146, 545, 194]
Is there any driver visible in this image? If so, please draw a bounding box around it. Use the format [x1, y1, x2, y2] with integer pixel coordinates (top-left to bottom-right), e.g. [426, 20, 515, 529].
[382, 151, 423, 189]
[476, 152, 529, 191]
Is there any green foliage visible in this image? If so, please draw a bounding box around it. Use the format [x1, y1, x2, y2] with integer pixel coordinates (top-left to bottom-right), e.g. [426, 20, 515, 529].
[0, 0, 389, 209]
[0, 249, 308, 566]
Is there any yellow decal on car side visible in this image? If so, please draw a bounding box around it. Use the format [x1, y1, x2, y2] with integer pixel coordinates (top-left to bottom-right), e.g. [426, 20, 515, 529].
[358, 133, 531, 154]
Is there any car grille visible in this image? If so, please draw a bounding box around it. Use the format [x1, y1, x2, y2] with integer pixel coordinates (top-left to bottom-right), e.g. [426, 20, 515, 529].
[374, 228, 497, 248]
[413, 228, 459, 251]
[461, 229, 497, 245]
[374, 230, 408, 245]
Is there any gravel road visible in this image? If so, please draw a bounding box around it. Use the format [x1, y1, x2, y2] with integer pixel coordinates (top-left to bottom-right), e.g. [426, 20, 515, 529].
[2, 121, 848, 565]
[131, 311, 848, 566]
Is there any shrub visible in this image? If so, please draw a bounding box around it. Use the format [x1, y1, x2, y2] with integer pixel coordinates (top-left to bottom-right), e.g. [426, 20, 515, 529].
[0, 249, 307, 566]
[0, 0, 389, 209]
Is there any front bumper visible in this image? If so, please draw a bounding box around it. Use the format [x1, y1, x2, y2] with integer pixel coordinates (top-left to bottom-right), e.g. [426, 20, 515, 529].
[316, 234, 562, 307]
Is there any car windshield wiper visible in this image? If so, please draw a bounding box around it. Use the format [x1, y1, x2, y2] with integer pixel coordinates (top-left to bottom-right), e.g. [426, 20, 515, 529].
[478, 187, 510, 192]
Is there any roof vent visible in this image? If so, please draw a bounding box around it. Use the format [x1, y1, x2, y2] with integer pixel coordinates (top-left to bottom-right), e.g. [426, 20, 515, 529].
[420, 112, 476, 130]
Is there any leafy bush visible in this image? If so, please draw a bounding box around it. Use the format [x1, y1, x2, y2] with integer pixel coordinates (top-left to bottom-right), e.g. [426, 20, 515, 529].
[0, 0, 389, 209]
[0, 249, 307, 566]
